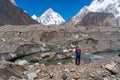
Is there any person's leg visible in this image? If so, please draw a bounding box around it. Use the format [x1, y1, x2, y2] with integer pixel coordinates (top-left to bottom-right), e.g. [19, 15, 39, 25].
[76, 57, 79, 65]
[77, 57, 79, 65]
[75, 56, 77, 65]
[78, 56, 80, 65]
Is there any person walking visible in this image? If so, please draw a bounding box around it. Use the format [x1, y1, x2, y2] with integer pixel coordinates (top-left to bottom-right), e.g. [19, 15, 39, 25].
[75, 46, 82, 65]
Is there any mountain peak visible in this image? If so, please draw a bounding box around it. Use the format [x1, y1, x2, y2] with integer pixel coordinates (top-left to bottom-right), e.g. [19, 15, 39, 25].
[32, 8, 65, 25]
[46, 8, 54, 12]
[87, 0, 120, 17]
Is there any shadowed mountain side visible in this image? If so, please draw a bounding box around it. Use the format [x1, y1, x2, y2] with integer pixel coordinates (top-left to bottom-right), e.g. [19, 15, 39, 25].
[73, 12, 120, 27]
[0, 0, 38, 26]
[76, 12, 115, 27]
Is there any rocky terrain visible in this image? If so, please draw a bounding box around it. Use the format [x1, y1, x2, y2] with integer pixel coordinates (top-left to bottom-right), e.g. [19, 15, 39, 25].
[0, 0, 119, 80]
[0, 55, 120, 80]
[0, 25, 120, 60]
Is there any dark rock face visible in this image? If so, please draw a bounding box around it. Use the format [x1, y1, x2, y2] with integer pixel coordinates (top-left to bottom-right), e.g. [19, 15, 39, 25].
[75, 12, 115, 27]
[0, 0, 38, 26]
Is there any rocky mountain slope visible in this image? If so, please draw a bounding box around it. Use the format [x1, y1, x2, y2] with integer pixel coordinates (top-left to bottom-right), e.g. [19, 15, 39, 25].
[63, 7, 89, 26]
[0, 0, 38, 26]
[32, 8, 65, 25]
[75, 12, 116, 26]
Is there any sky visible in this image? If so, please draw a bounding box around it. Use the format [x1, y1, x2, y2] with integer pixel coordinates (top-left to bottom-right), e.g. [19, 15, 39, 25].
[15, 0, 92, 20]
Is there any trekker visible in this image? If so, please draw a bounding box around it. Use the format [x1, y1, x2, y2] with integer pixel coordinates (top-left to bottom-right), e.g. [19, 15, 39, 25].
[75, 46, 81, 65]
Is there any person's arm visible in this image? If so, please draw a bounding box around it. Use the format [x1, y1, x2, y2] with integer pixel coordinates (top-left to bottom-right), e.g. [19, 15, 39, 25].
[75, 48, 77, 53]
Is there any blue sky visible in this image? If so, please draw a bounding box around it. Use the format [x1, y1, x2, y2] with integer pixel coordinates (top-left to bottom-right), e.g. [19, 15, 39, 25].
[15, 0, 92, 20]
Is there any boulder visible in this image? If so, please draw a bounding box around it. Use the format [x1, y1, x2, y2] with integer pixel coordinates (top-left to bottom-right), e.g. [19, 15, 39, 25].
[70, 68, 76, 72]
[41, 53, 50, 59]
[73, 74, 80, 80]
[63, 49, 70, 52]
[57, 62, 62, 65]
[55, 52, 71, 60]
[48, 72, 54, 79]
[26, 73, 37, 80]
[15, 60, 29, 67]
[30, 56, 40, 62]
[62, 73, 67, 80]
[105, 64, 118, 74]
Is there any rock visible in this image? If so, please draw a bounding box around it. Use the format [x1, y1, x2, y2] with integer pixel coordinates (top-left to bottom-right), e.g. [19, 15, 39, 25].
[70, 68, 76, 72]
[30, 56, 40, 62]
[48, 72, 54, 79]
[73, 74, 80, 80]
[118, 54, 120, 57]
[8, 76, 18, 80]
[33, 63, 39, 66]
[26, 73, 37, 80]
[63, 49, 70, 53]
[15, 60, 29, 67]
[57, 62, 62, 65]
[35, 69, 41, 74]
[41, 53, 50, 59]
[41, 63, 45, 66]
[105, 64, 117, 74]
[40, 47, 46, 51]
[103, 77, 109, 80]
[55, 52, 71, 60]
[62, 73, 67, 80]
[64, 69, 69, 73]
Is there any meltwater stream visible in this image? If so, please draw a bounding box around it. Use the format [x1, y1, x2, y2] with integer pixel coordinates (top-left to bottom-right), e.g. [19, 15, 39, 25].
[17, 50, 120, 65]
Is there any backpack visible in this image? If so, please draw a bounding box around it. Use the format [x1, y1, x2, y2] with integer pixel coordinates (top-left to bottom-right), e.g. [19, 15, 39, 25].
[76, 50, 81, 57]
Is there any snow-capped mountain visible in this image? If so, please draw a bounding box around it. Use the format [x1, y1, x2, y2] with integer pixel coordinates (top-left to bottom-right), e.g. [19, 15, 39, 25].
[64, 0, 120, 26]
[32, 8, 65, 25]
[87, 0, 120, 17]
[10, 0, 17, 6]
[73, 0, 120, 19]
[64, 7, 89, 26]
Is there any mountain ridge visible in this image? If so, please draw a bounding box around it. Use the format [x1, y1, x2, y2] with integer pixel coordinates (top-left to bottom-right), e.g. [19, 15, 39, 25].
[64, 0, 120, 27]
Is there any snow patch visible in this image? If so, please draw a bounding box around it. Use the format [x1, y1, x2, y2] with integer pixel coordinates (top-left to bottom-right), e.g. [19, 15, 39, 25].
[31, 15, 37, 20]
[87, 0, 120, 17]
[10, 0, 17, 6]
